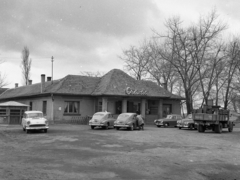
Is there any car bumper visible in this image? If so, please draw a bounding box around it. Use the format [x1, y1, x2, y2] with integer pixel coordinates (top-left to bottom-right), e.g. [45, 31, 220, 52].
[114, 124, 131, 128]
[177, 124, 182, 127]
[89, 123, 106, 127]
[26, 126, 49, 130]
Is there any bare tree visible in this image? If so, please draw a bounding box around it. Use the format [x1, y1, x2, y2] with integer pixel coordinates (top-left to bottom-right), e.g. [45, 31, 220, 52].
[119, 40, 150, 80]
[21, 46, 32, 85]
[153, 10, 226, 114]
[222, 38, 240, 109]
[79, 71, 104, 77]
[0, 60, 8, 88]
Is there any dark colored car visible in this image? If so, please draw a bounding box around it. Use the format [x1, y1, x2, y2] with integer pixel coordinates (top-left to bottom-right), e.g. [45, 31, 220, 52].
[154, 114, 182, 127]
[114, 113, 142, 130]
[177, 114, 197, 130]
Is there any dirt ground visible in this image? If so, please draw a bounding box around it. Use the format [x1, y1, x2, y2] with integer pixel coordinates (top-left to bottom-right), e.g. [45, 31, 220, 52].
[0, 124, 240, 180]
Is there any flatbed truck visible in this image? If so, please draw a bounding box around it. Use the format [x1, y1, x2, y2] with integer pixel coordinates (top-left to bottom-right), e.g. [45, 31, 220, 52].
[193, 105, 234, 133]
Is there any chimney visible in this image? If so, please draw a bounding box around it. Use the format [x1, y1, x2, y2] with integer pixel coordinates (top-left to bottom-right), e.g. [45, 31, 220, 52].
[47, 77, 52, 82]
[28, 80, 32, 85]
[162, 82, 168, 90]
[15, 83, 18, 88]
[41, 74, 45, 93]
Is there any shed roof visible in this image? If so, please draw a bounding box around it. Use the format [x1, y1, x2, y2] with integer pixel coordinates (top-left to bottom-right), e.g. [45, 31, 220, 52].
[0, 101, 29, 107]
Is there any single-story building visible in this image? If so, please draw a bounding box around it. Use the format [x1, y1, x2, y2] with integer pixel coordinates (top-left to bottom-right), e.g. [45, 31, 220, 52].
[0, 69, 184, 124]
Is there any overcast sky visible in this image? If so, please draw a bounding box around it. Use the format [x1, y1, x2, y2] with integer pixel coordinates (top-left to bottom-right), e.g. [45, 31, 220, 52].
[1, 0, 240, 88]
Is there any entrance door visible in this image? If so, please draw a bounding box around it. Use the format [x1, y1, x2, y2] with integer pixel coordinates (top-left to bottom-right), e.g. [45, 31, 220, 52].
[163, 104, 172, 117]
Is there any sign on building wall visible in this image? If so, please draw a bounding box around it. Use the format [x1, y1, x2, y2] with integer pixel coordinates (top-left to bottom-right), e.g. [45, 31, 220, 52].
[125, 87, 147, 96]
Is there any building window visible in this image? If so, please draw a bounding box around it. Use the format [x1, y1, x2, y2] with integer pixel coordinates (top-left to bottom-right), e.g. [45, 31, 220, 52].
[29, 102, 32, 111]
[42, 101, 47, 115]
[64, 101, 79, 114]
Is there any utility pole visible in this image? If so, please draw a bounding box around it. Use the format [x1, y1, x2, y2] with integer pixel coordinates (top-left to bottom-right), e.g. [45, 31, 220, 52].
[51, 56, 54, 84]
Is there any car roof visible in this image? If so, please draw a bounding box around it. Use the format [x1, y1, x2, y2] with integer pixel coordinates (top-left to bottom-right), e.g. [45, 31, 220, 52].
[25, 111, 43, 114]
[95, 111, 111, 115]
[120, 113, 136, 115]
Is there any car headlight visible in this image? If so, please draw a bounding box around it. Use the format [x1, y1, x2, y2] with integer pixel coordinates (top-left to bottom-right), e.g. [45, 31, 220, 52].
[27, 121, 31, 125]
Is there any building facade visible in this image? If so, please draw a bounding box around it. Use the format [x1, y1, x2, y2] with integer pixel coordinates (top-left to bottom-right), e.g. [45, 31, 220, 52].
[0, 69, 184, 124]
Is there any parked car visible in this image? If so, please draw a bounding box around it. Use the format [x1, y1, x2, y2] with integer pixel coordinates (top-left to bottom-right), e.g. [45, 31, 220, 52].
[154, 114, 182, 127]
[22, 111, 49, 133]
[89, 112, 116, 129]
[177, 114, 197, 130]
[114, 113, 140, 130]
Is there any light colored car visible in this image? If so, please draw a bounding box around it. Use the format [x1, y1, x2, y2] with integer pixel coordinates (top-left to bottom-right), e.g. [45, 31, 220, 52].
[177, 114, 197, 130]
[154, 114, 182, 127]
[22, 111, 49, 133]
[89, 112, 116, 129]
[114, 113, 139, 130]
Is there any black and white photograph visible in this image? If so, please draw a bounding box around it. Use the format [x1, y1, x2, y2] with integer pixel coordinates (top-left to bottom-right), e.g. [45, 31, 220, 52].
[0, 0, 240, 179]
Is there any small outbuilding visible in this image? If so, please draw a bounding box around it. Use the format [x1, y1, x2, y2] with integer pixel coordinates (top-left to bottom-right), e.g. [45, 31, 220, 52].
[0, 101, 28, 125]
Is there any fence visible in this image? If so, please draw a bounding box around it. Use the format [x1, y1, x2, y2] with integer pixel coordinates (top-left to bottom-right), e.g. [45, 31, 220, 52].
[54, 116, 92, 125]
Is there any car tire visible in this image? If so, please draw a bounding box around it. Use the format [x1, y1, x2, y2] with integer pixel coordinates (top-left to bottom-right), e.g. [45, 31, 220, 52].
[130, 124, 134, 131]
[23, 127, 26, 131]
[178, 127, 181, 129]
[116, 127, 120, 130]
[164, 123, 169, 128]
[91, 126, 95, 130]
[189, 124, 193, 130]
[105, 123, 109, 130]
[44, 129, 48, 133]
[26, 129, 30, 134]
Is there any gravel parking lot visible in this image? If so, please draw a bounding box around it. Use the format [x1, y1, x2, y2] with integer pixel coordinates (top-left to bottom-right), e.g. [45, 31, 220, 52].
[0, 124, 240, 180]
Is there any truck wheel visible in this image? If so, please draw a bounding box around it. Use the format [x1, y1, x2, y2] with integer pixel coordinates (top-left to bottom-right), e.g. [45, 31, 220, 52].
[215, 123, 222, 133]
[198, 125, 205, 132]
[228, 122, 233, 132]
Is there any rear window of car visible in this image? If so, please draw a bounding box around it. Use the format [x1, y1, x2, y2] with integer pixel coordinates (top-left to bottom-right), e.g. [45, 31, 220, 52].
[93, 113, 105, 119]
[118, 114, 130, 119]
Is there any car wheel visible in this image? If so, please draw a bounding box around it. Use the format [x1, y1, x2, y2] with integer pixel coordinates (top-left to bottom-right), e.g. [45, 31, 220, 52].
[26, 129, 30, 134]
[44, 129, 48, 133]
[130, 124, 134, 131]
[116, 127, 120, 130]
[189, 124, 193, 130]
[157, 125, 161, 128]
[23, 127, 26, 131]
[178, 127, 181, 130]
[105, 123, 109, 130]
[164, 123, 169, 128]
[91, 126, 95, 130]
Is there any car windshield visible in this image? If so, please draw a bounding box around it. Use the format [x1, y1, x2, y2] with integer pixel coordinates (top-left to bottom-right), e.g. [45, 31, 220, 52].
[166, 115, 174, 119]
[92, 113, 105, 120]
[27, 113, 43, 118]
